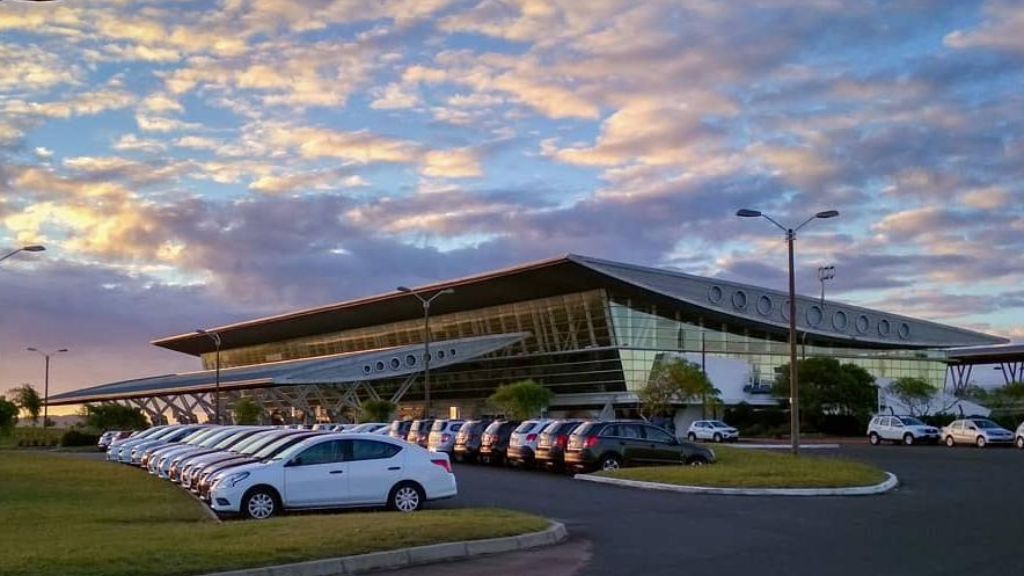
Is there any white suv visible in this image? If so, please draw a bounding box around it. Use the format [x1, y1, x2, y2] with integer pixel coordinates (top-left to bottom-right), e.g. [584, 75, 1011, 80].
[867, 415, 939, 446]
[686, 420, 739, 443]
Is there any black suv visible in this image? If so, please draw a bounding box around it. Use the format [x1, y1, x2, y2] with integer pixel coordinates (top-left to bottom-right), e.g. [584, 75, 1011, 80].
[565, 420, 715, 472]
[453, 419, 492, 462]
[478, 420, 520, 465]
[535, 419, 587, 471]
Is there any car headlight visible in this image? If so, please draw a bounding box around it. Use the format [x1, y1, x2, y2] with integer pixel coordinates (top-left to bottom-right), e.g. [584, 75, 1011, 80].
[222, 471, 250, 488]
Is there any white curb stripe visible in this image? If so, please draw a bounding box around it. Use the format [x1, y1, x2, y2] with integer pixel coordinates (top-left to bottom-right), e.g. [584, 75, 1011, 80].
[574, 472, 899, 497]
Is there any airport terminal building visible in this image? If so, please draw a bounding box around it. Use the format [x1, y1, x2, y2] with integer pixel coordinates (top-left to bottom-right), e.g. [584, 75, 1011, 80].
[49, 254, 1007, 425]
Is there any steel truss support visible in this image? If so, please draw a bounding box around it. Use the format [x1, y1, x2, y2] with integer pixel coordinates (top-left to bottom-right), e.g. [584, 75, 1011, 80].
[997, 361, 1024, 385]
[946, 364, 974, 396]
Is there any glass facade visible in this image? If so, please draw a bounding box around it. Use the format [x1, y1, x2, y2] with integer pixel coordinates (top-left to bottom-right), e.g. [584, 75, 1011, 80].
[608, 297, 947, 391]
[200, 289, 948, 410]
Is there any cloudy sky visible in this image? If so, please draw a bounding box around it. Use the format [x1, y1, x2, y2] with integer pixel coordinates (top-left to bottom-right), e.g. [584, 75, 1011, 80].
[1, 0, 1022, 401]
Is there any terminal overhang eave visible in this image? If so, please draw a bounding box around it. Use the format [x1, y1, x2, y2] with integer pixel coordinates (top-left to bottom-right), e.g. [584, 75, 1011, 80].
[47, 333, 528, 405]
[153, 254, 1007, 357]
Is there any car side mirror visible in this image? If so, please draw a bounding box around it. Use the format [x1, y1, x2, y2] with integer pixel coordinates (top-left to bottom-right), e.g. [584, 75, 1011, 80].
[285, 457, 302, 467]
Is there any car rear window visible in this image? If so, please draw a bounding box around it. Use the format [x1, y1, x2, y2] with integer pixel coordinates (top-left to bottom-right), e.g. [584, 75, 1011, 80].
[514, 421, 537, 434]
[541, 421, 562, 434]
[559, 421, 585, 434]
[431, 420, 447, 432]
[450, 422, 463, 432]
[572, 422, 597, 436]
[484, 421, 504, 434]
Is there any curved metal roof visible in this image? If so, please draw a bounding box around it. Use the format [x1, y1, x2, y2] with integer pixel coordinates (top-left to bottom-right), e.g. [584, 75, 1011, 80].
[153, 254, 1004, 356]
[48, 333, 528, 405]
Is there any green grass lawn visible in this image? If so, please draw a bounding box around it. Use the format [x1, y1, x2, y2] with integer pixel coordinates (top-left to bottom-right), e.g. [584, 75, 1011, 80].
[596, 446, 888, 488]
[0, 452, 548, 576]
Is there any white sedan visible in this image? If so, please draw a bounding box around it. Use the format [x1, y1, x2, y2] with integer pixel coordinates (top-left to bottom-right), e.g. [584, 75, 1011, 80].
[209, 433, 457, 519]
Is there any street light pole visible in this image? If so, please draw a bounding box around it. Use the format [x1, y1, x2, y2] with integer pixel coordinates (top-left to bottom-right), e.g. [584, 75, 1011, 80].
[27, 347, 68, 429]
[0, 245, 45, 264]
[397, 286, 455, 418]
[195, 330, 222, 424]
[736, 208, 839, 456]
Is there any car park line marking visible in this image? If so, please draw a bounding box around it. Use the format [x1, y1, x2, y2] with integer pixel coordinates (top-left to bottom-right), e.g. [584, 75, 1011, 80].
[573, 472, 899, 497]
[196, 521, 568, 576]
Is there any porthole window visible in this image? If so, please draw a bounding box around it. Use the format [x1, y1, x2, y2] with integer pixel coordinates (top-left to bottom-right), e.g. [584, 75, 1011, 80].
[405, 354, 417, 367]
[855, 315, 870, 334]
[375, 361, 385, 372]
[878, 319, 891, 337]
[708, 285, 724, 305]
[389, 357, 401, 370]
[781, 300, 792, 321]
[449, 348, 456, 357]
[898, 323, 911, 340]
[731, 290, 748, 310]
[362, 364, 372, 374]
[756, 295, 773, 316]
[832, 310, 848, 331]
[437, 349, 445, 360]
[806, 305, 823, 327]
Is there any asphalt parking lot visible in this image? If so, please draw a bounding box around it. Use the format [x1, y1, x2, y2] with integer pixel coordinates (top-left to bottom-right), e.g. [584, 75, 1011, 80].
[403, 445, 1024, 576]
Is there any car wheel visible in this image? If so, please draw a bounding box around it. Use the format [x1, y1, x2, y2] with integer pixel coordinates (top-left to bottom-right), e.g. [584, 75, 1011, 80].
[599, 454, 622, 471]
[869, 432, 881, 446]
[903, 433, 914, 446]
[945, 436, 955, 447]
[1016, 436, 1024, 449]
[687, 432, 697, 442]
[713, 433, 722, 443]
[976, 436, 987, 448]
[388, 481, 425, 513]
[687, 456, 709, 467]
[241, 487, 279, 520]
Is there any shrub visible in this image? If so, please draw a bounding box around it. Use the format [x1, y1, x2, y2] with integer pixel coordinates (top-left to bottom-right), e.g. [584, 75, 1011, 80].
[60, 429, 100, 447]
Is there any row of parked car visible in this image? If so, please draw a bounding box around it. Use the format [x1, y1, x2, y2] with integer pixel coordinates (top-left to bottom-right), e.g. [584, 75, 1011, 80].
[867, 415, 1024, 448]
[103, 424, 457, 519]
[386, 417, 717, 472]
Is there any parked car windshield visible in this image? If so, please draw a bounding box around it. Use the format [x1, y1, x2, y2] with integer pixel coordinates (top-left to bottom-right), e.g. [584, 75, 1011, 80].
[973, 420, 1000, 429]
[898, 417, 925, 426]
[708, 420, 729, 428]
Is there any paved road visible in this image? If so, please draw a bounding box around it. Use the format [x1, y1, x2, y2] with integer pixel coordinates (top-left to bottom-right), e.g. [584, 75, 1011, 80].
[389, 445, 1024, 576]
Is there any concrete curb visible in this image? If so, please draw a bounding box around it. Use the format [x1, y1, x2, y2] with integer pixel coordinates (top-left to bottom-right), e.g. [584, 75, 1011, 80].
[199, 521, 568, 576]
[574, 472, 899, 497]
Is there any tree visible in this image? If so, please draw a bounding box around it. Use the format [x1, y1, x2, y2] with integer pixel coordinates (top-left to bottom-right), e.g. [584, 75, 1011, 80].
[231, 397, 263, 425]
[81, 403, 149, 431]
[487, 379, 553, 420]
[888, 377, 934, 416]
[638, 358, 719, 419]
[773, 357, 877, 429]
[360, 399, 395, 423]
[0, 395, 18, 435]
[9, 384, 42, 426]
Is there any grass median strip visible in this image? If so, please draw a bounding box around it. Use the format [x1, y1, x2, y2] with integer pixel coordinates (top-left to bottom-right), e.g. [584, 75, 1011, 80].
[595, 446, 887, 489]
[0, 452, 548, 576]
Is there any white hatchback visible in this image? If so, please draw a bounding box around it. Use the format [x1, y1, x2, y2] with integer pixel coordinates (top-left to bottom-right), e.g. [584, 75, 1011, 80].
[208, 433, 457, 519]
[687, 420, 740, 443]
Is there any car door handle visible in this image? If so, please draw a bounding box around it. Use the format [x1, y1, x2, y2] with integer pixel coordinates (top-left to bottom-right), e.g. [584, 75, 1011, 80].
[388, 466, 401, 471]
[329, 470, 344, 474]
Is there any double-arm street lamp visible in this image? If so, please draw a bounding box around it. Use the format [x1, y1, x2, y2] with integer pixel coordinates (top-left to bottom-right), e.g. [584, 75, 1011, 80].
[195, 329, 222, 424]
[0, 245, 45, 264]
[27, 347, 68, 429]
[397, 286, 455, 418]
[736, 208, 839, 456]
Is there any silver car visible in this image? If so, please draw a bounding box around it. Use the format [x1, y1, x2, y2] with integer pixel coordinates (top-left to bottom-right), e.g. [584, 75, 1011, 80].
[427, 419, 465, 454]
[1015, 422, 1024, 449]
[942, 418, 1014, 448]
[867, 415, 939, 446]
